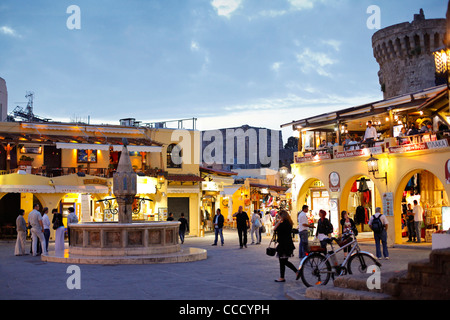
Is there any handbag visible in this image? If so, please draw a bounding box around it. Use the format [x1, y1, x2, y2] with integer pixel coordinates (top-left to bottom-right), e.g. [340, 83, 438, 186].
[266, 234, 277, 257]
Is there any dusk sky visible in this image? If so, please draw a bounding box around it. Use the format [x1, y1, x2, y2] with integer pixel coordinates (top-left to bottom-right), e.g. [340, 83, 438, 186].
[0, 0, 447, 142]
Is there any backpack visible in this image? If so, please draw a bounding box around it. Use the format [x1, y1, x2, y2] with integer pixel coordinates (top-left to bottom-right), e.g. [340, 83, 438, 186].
[371, 214, 384, 234]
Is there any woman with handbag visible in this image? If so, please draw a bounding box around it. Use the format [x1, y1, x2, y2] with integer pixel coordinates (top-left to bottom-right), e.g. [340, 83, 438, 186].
[273, 210, 299, 282]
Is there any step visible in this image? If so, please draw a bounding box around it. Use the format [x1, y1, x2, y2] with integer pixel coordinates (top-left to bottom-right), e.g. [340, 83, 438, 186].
[305, 286, 392, 300]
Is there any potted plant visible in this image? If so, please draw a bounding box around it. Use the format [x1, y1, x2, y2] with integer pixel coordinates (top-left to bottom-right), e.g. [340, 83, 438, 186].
[18, 155, 34, 166]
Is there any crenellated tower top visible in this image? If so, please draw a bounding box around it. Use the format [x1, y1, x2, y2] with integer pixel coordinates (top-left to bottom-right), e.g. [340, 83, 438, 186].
[372, 10, 446, 99]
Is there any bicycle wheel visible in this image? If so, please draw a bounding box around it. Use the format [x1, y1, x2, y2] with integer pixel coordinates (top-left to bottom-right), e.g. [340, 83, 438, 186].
[348, 253, 379, 274]
[299, 253, 332, 287]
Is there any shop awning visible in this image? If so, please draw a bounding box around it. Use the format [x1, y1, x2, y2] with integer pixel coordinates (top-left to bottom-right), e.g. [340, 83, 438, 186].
[54, 185, 109, 194]
[0, 184, 56, 194]
[56, 143, 162, 153]
[250, 183, 288, 193]
[167, 174, 204, 182]
[112, 145, 162, 153]
[56, 142, 110, 151]
[0, 173, 56, 194]
[51, 174, 110, 194]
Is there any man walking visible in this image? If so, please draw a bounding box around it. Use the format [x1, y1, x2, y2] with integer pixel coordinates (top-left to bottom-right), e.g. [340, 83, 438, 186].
[369, 207, 389, 259]
[413, 200, 423, 243]
[212, 208, 224, 246]
[28, 204, 47, 256]
[178, 213, 189, 244]
[233, 206, 249, 249]
[298, 205, 314, 259]
[15, 209, 27, 256]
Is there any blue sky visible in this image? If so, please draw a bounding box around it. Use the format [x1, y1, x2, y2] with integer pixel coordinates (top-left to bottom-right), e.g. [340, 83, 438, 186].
[0, 0, 447, 141]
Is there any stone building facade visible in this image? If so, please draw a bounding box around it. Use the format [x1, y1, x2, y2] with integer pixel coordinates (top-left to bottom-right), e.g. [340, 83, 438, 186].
[372, 10, 446, 99]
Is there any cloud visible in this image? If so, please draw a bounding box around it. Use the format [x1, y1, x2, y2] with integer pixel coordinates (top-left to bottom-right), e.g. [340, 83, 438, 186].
[288, 0, 325, 11]
[271, 62, 282, 73]
[211, 0, 243, 18]
[190, 40, 200, 52]
[0, 26, 20, 38]
[296, 48, 337, 77]
[321, 39, 341, 52]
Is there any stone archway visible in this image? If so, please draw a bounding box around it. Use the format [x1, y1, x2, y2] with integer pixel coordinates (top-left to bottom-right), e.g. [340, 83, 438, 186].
[393, 169, 449, 244]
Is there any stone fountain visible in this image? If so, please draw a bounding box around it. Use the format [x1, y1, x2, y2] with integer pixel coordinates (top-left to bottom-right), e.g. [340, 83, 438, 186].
[42, 145, 207, 264]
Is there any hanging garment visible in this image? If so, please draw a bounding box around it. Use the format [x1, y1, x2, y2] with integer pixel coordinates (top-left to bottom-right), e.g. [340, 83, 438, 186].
[355, 206, 366, 224]
[351, 181, 358, 193]
[363, 190, 371, 205]
[358, 178, 369, 192]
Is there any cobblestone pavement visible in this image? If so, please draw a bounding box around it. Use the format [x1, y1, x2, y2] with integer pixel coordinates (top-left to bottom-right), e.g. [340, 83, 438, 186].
[0, 230, 432, 301]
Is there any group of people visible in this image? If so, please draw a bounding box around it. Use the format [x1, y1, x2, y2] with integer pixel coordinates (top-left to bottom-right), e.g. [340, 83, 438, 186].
[15, 203, 78, 257]
[274, 204, 392, 282]
[402, 200, 424, 243]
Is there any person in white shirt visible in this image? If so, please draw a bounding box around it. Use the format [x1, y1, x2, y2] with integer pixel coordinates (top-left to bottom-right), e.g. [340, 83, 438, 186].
[27, 204, 47, 256]
[67, 207, 78, 246]
[15, 209, 27, 256]
[262, 212, 273, 236]
[298, 205, 315, 259]
[412, 200, 423, 243]
[42, 207, 51, 253]
[363, 121, 377, 147]
[250, 210, 261, 244]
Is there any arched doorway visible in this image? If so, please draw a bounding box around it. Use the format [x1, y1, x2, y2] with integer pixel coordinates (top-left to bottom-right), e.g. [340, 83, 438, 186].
[395, 169, 448, 244]
[340, 174, 383, 235]
[296, 178, 338, 235]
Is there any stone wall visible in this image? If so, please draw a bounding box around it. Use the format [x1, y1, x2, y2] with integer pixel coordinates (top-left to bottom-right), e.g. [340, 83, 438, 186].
[372, 10, 446, 99]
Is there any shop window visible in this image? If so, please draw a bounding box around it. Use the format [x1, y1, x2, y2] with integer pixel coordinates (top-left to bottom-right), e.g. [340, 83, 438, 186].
[167, 144, 182, 169]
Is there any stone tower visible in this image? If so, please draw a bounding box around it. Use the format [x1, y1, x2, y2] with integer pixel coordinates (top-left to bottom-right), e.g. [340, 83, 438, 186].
[372, 9, 446, 99]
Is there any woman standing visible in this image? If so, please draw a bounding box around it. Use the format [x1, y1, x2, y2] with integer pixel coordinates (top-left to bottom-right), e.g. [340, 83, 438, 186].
[250, 210, 261, 245]
[52, 208, 65, 254]
[340, 211, 357, 257]
[273, 210, 298, 282]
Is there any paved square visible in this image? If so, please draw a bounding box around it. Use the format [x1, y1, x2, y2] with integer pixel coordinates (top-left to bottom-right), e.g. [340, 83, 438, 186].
[0, 230, 431, 300]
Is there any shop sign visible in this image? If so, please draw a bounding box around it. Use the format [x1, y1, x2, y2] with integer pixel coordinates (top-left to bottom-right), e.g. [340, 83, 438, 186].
[426, 139, 448, 149]
[295, 153, 331, 163]
[84, 178, 108, 186]
[382, 192, 394, 216]
[329, 172, 340, 192]
[201, 181, 222, 192]
[334, 146, 382, 159]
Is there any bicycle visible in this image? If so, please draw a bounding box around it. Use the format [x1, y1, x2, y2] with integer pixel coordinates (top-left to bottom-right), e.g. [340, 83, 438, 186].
[297, 230, 381, 287]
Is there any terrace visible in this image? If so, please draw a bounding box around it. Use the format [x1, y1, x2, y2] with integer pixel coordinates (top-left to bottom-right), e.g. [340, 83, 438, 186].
[281, 85, 450, 164]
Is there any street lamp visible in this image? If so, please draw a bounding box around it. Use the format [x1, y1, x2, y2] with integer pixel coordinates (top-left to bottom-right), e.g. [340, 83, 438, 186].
[366, 154, 387, 185]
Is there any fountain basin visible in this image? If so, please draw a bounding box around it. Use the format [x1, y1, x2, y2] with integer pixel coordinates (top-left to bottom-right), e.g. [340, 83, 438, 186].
[69, 222, 181, 256]
[41, 222, 207, 264]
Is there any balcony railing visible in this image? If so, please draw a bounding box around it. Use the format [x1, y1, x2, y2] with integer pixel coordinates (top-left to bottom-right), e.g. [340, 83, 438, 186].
[295, 130, 450, 164]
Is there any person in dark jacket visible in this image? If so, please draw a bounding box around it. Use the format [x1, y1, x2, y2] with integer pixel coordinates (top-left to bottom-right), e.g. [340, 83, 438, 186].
[316, 209, 334, 252]
[212, 208, 225, 246]
[178, 213, 189, 244]
[273, 210, 298, 282]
